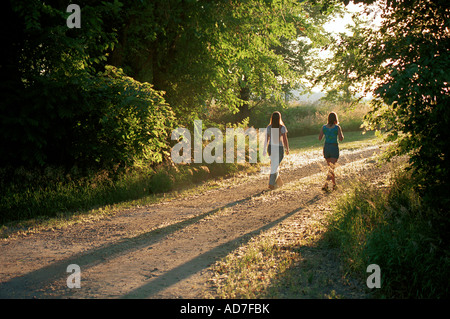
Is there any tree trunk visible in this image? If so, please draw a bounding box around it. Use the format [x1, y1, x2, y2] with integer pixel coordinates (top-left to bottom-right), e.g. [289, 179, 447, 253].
[235, 76, 251, 123]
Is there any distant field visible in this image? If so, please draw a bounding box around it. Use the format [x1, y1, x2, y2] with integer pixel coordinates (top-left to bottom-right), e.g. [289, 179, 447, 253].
[289, 130, 381, 154]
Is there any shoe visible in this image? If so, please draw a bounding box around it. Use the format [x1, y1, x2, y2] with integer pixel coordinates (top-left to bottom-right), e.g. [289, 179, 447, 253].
[268, 185, 275, 190]
[322, 183, 328, 191]
[333, 184, 338, 190]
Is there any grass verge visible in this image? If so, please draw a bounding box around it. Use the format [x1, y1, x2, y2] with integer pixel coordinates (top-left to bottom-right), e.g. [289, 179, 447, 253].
[206, 152, 449, 299]
[0, 162, 256, 238]
[325, 168, 450, 298]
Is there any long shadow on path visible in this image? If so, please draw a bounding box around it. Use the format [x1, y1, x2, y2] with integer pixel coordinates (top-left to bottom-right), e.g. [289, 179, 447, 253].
[121, 195, 323, 298]
[0, 189, 269, 298]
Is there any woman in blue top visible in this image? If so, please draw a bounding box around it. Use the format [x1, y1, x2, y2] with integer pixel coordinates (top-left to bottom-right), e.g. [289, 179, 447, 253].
[318, 112, 344, 191]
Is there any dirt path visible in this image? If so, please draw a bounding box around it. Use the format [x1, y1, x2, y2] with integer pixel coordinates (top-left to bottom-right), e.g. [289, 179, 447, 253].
[0, 145, 386, 299]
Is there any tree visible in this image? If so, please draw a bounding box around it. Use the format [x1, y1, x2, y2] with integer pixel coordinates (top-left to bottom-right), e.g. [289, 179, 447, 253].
[313, 13, 373, 103]
[332, 0, 450, 207]
[106, 0, 220, 121]
[208, 0, 304, 121]
[107, 0, 334, 123]
[203, 0, 336, 121]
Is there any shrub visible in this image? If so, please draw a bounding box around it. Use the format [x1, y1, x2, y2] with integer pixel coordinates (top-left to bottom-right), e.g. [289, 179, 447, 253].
[149, 170, 174, 194]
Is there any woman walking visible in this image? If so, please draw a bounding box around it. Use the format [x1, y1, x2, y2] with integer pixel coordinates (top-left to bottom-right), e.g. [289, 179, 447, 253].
[263, 111, 289, 190]
[319, 112, 344, 191]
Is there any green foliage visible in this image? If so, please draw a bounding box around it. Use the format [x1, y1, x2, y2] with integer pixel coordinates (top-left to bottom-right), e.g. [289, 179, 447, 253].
[149, 170, 174, 194]
[79, 66, 176, 168]
[108, 0, 334, 123]
[364, 0, 450, 202]
[313, 12, 373, 103]
[324, 0, 450, 208]
[1, 0, 176, 170]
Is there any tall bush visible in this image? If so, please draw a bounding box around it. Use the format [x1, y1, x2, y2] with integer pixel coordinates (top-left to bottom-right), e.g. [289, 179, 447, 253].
[1, 1, 176, 170]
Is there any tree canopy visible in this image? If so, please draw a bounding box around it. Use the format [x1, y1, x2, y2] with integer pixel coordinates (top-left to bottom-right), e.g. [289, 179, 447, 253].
[106, 0, 333, 121]
[1, 0, 334, 170]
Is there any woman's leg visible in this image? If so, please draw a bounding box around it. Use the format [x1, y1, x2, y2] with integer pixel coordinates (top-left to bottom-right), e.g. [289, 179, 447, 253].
[327, 158, 338, 186]
[275, 145, 284, 187]
[269, 145, 284, 188]
[322, 158, 330, 190]
[268, 144, 277, 187]
[269, 170, 278, 187]
[323, 143, 339, 190]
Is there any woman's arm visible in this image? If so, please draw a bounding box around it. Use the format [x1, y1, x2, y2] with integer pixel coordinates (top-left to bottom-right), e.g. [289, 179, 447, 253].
[338, 125, 344, 141]
[263, 129, 270, 156]
[318, 126, 324, 141]
[282, 132, 289, 155]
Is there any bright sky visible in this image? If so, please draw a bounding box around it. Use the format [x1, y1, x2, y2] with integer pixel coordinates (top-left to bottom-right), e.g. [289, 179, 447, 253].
[302, 1, 383, 97]
[324, 2, 360, 35]
[323, 1, 383, 36]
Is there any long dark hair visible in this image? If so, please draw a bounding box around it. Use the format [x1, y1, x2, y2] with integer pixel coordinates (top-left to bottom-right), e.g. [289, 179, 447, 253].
[269, 111, 284, 128]
[327, 112, 339, 126]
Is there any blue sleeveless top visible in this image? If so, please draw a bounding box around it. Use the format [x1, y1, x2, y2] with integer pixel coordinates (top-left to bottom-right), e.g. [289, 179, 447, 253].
[323, 125, 339, 144]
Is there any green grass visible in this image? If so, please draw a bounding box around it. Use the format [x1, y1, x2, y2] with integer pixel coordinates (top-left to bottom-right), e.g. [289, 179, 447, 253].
[247, 100, 372, 138]
[325, 169, 450, 298]
[0, 162, 247, 237]
[289, 130, 381, 154]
